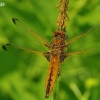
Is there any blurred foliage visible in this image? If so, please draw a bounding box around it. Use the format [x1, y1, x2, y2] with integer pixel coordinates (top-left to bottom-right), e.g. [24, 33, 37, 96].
[0, 0, 100, 100]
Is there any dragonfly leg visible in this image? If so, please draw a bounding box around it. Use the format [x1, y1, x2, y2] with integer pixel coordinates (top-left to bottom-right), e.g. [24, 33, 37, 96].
[43, 52, 50, 62]
[60, 53, 67, 62]
[45, 44, 51, 48]
[58, 70, 60, 76]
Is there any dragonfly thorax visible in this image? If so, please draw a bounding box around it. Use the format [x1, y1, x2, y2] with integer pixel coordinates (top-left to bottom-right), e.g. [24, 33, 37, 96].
[44, 31, 67, 62]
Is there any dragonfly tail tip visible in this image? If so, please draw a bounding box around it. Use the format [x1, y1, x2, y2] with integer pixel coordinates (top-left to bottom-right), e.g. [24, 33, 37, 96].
[45, 94, 49, 98]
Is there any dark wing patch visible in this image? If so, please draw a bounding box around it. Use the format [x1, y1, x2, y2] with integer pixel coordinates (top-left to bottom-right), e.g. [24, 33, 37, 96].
[2, 44, 10, 51]
[12, 18, 19, 24]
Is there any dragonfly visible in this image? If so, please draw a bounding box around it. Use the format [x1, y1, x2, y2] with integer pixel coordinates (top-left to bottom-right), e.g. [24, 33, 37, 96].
[2, 18, 100, 98]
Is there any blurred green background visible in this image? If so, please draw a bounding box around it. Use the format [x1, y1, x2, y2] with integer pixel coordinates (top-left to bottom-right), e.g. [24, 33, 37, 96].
[0, 0, 100, 100]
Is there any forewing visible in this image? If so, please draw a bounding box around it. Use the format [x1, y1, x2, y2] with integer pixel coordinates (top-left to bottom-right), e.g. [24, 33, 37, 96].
[66, 24, 100, 52]
[12, 18, 49, 52]
[2, 44, 49, 69]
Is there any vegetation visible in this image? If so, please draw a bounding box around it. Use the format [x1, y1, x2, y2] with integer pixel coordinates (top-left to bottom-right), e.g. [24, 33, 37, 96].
[0, 0, 100, 100]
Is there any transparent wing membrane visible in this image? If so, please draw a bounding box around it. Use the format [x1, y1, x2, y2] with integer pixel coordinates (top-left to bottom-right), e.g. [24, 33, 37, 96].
[2, 44, 49, 69]
[12, 18, 49, 51]
[61, 47, 100, 70]
[2, 43, 44, 55]
[66, 24, 100, 52]
[68, 47, 100, 57]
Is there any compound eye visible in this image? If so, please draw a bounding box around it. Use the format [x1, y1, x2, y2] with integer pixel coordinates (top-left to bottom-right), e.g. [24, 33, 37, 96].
[61, 33, 65, 38]
[53, 32, 58, 37]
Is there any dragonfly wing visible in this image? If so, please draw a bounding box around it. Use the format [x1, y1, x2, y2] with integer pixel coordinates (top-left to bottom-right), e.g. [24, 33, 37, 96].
[45, 56, 60, 98]
[68, 47, 100, 56]
[12, 18, 49, 52]
[2, 44, 49, 69]
[66, 24, 100, 52]
[61, 47, 100, 70]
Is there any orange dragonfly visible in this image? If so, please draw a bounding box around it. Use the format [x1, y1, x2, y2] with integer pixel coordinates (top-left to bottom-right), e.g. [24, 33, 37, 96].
[2, 18, 100, 98]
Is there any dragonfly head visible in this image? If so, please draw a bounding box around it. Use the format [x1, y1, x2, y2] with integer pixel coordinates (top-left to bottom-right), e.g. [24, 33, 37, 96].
[53, 31, 67, 40]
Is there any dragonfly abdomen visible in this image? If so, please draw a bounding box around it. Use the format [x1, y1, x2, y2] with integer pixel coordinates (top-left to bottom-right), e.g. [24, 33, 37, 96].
[45, 56, 60, 98]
